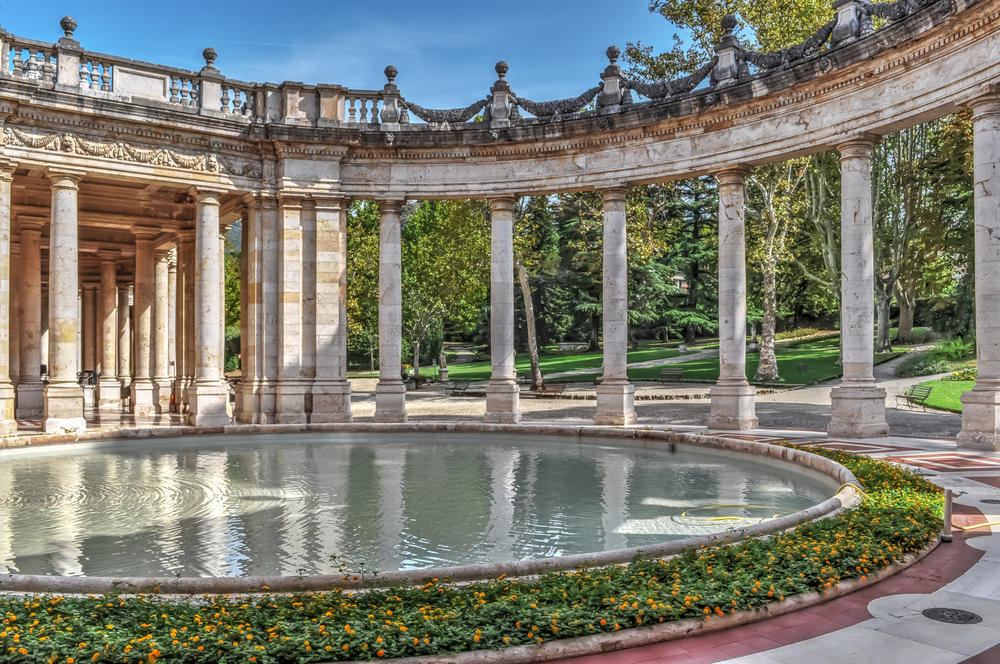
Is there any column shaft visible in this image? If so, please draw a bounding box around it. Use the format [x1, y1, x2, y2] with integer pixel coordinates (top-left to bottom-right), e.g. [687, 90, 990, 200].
[829, 138, 888, 438]
[596, 188, 637, 426]
[485, 197, 521, 424]
[130, 231, 157, 416]
[97, 257, 121, 410]
[188, 191, 229, 427]
[708, 168, 758, 430]
[235, 206, 254, 423]
[16, 224, 44, 417]
[9, 250, 18, 391]
[117, 286, 130, 389]
[43, 171, 86, 432]
[374, 200, 407, 422]
[310, 197, 352, 422]
[0, 169, 15, 434]
[167, 254, 177, 395]
[275, 196, 307, 423]
[960, 95, 1000, 450]
[261, 198, 279, 422]
[82, 285, 96, 373]
[153, 250, 170, 412]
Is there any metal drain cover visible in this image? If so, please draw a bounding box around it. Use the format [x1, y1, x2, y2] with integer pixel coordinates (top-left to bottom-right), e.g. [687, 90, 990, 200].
[981, 499, 1000, 505]
[922, 608, 983, 624]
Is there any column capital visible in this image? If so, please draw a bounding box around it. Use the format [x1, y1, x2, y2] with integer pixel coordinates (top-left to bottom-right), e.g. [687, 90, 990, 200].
[713, 164, 753, 185]
[277, 193, 303, 208]
[97, 249, 120, 262]
[311, 195, 348, 210]
[81, 282, 99, 291]
[174, 228, 196, 243]
[16, 217, 44, 235]
[0, 159, 16, 181]
[968, 86, 1000, 118]
[46, 168, 85, 188]
[600, 187, 629, 202]
[489, 196, 517, 211]
[377, 199, 404, 214]
[191, 189, 223, 206]
[836, 132, 880, 157]
[131, 226, 160, 241]
[154, 248, 172, 261]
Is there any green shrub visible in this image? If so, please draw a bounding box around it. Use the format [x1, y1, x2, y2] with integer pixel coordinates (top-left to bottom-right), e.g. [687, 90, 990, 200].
[942, 368, 977, 382]
[774, 327, 818, 341]
[930, 338, 974, 362]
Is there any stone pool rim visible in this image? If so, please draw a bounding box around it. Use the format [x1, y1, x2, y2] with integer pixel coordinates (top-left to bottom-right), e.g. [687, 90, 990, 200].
[0, 422, 862, 595]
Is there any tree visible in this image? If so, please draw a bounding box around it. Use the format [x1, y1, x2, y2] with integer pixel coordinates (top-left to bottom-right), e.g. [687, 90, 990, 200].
[347, 201, 381, 371]
[513, 197, 560, 390]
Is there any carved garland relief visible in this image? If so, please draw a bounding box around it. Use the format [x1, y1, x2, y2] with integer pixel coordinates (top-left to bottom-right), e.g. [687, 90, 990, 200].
[2, 126, 263, 179]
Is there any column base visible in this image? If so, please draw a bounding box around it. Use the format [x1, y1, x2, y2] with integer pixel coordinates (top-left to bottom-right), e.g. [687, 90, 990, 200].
[828, 384, 888, 438]
[188, 380, 231, 427]
[153, 377, 172, 413]
[96, 378, 122, 411]
[42, 382, 86, 433]
[236, 380, 260, 424]
[374, 379, 407, 423]
[276, 381, 309, 424]
[708, 381, 758, 430]
[15, 380, 44, 419]
[595, 380, 637, 426]
[311, 380, 353, 423]
[485, 379, 521, 424]
[958, 386, 1000, 451]
[131, 380, 158, 417]
[0, 383, 16, 435]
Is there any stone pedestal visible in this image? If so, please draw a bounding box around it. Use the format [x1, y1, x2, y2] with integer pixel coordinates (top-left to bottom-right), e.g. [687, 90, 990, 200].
[16, 221, 44, 418]
[829, 138, 888, 438]
[42, 170, 85, 433]
[485, 197, 521, 424]
[188, 191, 230, 427]
[595, 187, 637, 426]
[960, 95, 1000, 450]
[374, 200, 407, 423]
[709, 168, 757, 430]
[97, 254, 121, 411]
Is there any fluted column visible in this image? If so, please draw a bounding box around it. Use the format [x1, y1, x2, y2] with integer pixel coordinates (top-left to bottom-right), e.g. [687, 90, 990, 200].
[130, 228, 157, 416]
[960, 94, 1000, 450]
[153, 250, 171, 413]
[374, 199, 407, 422]
[97, 252, 121, 411]
[275, 195, 307, 423]
[485, 196, 520, 424]
[709, 167, 758, 430]
[43, 170, 86, 433]
[0, 167, 16, 435]
[311, 197, 352, 422]
[117, 285, 130, 389]
[188, 190, 229, 427]
[829, 137, 888, 438]
[16, 221, 44, 418]
[82, 284, 96, 374]
[596, 187, 637, 426]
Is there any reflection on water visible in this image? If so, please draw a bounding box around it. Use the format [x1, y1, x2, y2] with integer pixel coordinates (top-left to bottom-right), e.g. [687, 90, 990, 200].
[0, 433, 835, 577]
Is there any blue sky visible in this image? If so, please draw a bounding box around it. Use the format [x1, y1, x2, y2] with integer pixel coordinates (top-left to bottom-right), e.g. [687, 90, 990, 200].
[2, 0, 676, 109]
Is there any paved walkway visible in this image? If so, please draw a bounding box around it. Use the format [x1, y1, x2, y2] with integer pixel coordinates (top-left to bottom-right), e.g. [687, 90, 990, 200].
[544, 348, 718, 380]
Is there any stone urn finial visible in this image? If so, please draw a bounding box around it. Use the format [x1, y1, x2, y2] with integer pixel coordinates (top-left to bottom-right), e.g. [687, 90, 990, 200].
[203, 47, 218, 68]
[60, 16, 77, 38]
[606, 45, 620, 65]
[495, 61, 508, 80]
[722, 14, 738, 35]
[384, 65, 398, 85]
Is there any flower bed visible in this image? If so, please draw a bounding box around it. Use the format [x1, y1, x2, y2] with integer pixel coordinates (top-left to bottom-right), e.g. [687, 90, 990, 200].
[0, 446, 942, 664]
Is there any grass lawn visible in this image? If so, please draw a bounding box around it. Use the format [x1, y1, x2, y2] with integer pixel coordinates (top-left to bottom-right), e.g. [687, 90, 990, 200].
[571, 337, 901, 385]
[889, 326, 931, 344]
[447, 343, 682, 382]
[918, 379, 973, 413]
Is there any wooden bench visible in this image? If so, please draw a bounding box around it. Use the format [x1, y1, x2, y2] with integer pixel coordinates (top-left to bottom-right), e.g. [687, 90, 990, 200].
[658, 366, 685, 382]
[445, 382, 471, 397]
[897, 385, 933, 411]
[537, 383, 567, 397]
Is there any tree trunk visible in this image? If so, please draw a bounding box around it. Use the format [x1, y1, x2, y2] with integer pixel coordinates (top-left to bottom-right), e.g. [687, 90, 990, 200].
[897, 284, 916, 344]
[684, 324, 696, 345]
[590, 313, 601, 351]
[754, 262, 780, 382]
[874, 281, 893, 353]
[517, 262, 544, 390]
[412, 340, 421, 376]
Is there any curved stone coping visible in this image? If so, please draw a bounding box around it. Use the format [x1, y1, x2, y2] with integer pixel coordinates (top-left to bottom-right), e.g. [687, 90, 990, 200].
[334, 538, 940, 664]
[0, 423, 861, 595]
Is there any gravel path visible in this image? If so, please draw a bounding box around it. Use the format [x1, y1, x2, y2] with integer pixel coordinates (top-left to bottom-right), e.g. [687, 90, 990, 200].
[543, 347, 718, 380]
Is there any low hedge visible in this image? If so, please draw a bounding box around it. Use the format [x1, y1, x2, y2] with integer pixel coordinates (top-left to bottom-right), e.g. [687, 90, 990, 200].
[0, 446, 942, 664]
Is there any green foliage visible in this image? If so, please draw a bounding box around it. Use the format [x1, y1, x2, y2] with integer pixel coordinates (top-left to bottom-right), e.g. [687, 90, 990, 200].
[224, 251, 240, 330]
[931, 338, 974, 362]
[942, 368, 977, 382]
[896, 340, 977, 378]
[0, 450, 940, 663]
[919, 379, 974, 413]
[774, 328, 818, 341]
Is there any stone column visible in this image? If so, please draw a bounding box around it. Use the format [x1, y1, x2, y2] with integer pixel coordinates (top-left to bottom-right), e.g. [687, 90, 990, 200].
[130, 228, 157, 416]
[97, 252, 121, 411]
[9, 248, 18, 392]
[260, 197, 279, 422]
[167, 252, 176, 387]
[43, 170, 86, 433]
[311, 197, 352, 422]
[153, 250, 171, 413]
[960, 94, 1000, 450]
[0, 167, 16, 435]
[117, 285, 130, 389]
[174, 230, 195, 412]
[82, 284, 96, 373]
[374, 200, 407, 422]
[235, 206, 252, 423]
[17, 221, 45, 417]
[829, 138, 889, 438]
[596, 187, 637, 426]
[275, 195, 307, 423]
[485, 197, 520, 424]
[188, 190, 229, 427]
[709, 167, 758, 430]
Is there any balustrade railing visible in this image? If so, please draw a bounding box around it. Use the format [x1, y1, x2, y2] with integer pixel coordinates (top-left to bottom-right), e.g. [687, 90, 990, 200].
[344, 90, 382, 124]
[7, 38, 57, 83]
[221, 82, 255, 119]
[168, 75, 199, 107]
[79, 56, 112, 92]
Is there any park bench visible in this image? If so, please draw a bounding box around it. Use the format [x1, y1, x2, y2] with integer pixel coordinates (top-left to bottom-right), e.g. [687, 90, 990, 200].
[537, 383, 567, 397]
[658, 366, 685, 382]
[897, 385, 933, 411]
[445, 382, 471, 397]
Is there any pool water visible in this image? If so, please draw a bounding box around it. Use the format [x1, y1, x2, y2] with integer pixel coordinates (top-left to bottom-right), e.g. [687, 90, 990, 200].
[0, 433, 836, 577]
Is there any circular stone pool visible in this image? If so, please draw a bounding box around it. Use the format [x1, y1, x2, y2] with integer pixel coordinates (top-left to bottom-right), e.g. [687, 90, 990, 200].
[0, 432, 840, 578]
